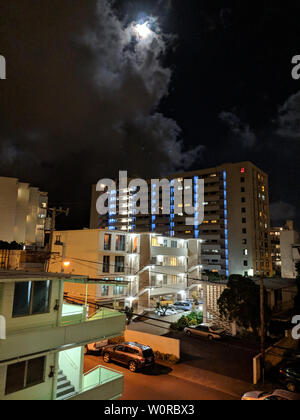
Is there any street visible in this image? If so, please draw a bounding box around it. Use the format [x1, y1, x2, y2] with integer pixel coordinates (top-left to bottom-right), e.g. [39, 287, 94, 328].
[84, 333, 259, 400]
[84, 354, 237, 400]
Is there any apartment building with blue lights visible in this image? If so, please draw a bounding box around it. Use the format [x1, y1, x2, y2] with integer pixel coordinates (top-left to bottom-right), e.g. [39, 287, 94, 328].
[90, 162, 273, 277]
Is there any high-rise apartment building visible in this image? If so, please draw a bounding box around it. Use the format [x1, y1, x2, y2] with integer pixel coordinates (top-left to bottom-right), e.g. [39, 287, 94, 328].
[0, 177, 48, 247]
[90, 162, 273, 277]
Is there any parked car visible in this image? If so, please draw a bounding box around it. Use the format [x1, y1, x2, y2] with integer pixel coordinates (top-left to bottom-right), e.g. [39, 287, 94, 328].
[278, 361, 300, 392]
[156, 307, 177, 317]
[102, 342, 155, 372]
[242, 389, 300, 401]
[84, 339, 108, 355]
[172, 301, 193, 311]
[184, 323, 226, 340]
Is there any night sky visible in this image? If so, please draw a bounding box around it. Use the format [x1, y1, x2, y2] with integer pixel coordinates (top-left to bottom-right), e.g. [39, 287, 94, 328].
[0, 0, 299, 230]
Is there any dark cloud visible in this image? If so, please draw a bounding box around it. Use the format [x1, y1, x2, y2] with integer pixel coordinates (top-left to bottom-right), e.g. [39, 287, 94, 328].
[0, 0, 203, 202]
[219, 111, 256, 149]
[276, 91, 300, 139]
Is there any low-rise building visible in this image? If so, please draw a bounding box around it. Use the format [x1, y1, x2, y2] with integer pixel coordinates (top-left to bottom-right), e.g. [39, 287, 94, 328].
[0, 271, 125, 400]
[49, 229, 203, 313]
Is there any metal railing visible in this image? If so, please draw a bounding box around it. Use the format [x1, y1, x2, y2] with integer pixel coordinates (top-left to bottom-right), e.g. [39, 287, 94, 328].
[82, 365, 123, 393]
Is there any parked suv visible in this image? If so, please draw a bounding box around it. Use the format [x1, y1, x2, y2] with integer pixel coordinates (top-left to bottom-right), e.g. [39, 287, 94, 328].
[278, 361, 300, 392]
[102, 342, 155, 372]
[184, 323, 226, 340]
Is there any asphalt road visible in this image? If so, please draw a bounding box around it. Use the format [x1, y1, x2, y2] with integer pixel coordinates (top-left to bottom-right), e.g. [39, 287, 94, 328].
[84, 354, 237, 400]
[166, 331, 259, 383]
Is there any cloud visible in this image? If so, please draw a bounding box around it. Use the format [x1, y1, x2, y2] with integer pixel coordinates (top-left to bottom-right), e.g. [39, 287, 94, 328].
[0, 0, 203, 200]
[270, 201, 296, 223]
[276, 91, 300, 138]
[219, 111, 257, 148]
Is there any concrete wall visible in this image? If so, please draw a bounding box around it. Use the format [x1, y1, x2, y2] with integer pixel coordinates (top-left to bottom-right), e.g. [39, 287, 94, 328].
[124, 329, 180, 359]
[281, 229, 299, 278]
[0, 177, 18, 243]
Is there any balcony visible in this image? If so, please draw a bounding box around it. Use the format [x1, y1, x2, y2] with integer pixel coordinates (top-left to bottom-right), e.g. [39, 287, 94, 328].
[66, 366, 123, 401]
[0, 304, 126, 362]
[151, 246, 188, 258]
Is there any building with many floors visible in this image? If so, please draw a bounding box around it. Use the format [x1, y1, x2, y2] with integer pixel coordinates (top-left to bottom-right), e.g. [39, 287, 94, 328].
[49, 229, 202, 313]
[270, 221, 300, 279]
[90, 161, 273, 277]
[0, 177, 48, 247]
[270, 226, 283, 276]
[0, 271, 125, 400]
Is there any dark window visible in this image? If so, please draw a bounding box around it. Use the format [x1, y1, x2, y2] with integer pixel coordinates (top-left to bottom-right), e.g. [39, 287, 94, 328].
[12, 282, 32, 317]
[5, 361, 26, 395]
[242, 208, 246, 213]
[115, 256, 125, 273]
[242, 218, 246, 224]
[171, 241, 177, 248]
[244, 261, 248, 267]
[242, 228, 247, 234]
[32, 281, 51, 315]
[12, 281, 51, 318]
[241, 177, 245, 183]
[26, 357, 45, 387]
[101, 285, 109, 296]
[241, 197, 246, 203]
[241, 187, 245, 193]
[242, 239, 247, 245]
[5, 357, 45, 395]
[104, 234, 111, 251]
[115, 235, 125, 251]
[103, 256, 110, 273]
[143, 349, 154, 358]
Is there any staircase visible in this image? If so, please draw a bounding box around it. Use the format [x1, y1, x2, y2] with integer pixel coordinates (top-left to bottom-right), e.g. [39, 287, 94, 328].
[56, 370, 76, 400]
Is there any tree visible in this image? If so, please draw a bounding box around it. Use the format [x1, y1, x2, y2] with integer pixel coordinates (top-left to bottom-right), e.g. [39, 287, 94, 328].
[218, 275, 271, 334]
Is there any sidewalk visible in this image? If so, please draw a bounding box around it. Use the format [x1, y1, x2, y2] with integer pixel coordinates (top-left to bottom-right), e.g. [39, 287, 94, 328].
[166, 362, 255, 399]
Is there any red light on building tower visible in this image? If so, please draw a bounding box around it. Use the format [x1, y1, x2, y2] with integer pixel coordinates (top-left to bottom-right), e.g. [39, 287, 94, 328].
[240, 167, 245, 174]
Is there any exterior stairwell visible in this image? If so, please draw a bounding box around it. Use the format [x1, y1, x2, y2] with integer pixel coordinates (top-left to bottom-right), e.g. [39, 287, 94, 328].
[56, 370, 76, 400]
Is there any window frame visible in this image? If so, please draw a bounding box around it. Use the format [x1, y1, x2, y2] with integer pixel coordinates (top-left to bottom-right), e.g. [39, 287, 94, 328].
[5, 356, 46, 396]
[12, 281, 52, 318]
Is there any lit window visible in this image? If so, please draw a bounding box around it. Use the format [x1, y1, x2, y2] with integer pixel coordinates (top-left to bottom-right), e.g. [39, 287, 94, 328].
[240, 168, 245, 174]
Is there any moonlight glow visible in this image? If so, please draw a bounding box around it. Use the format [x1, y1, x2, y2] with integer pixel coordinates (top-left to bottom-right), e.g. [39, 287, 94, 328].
[134, 22, 152, 39]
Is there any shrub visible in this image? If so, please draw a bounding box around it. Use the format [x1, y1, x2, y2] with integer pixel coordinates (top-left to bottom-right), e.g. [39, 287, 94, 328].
[154, 351, 179, 364]
[108, 336, 124, 345]
[171, 311, 203, 331]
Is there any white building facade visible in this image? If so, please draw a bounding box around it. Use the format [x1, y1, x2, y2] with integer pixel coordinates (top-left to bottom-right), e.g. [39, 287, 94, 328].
[0, 177, 48, 247]
[280, 221, 300, 279]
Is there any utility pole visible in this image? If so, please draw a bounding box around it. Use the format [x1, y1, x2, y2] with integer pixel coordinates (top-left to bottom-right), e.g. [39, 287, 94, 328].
[260, 276, 265, 384]
[46, 207, 69, 272]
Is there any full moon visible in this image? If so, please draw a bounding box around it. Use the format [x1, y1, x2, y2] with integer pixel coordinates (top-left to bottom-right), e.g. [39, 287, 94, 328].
[134, 22, 152, 39]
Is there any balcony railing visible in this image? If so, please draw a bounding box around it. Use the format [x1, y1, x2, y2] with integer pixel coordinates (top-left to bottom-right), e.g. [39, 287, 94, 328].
[60, 304, 122, 327]
[82, 366, 123, 393]
[65, 365, 124, 401]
